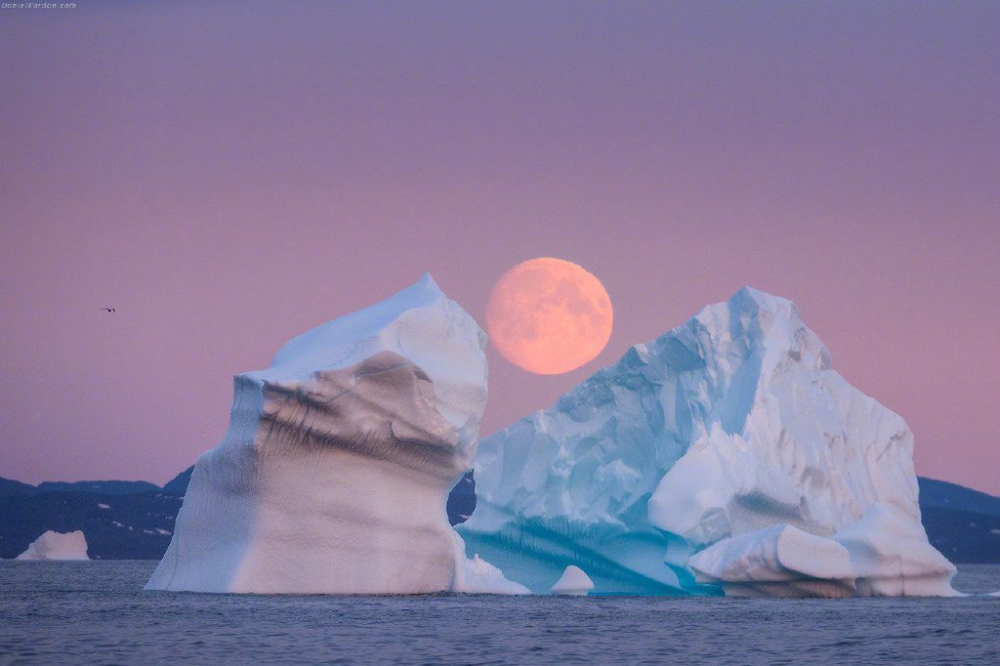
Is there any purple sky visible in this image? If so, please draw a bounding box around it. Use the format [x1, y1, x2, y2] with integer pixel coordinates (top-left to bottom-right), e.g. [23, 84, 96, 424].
[1, 2, 998, 493]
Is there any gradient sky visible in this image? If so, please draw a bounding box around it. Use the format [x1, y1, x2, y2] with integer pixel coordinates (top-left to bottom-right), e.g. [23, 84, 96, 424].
[1, 1, 998, 493]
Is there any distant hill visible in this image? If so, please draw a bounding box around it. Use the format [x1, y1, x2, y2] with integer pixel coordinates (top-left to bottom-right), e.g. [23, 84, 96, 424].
[36, 480, 161, 495]
[1, 471, 997, 562]
[920, 505, 1000, 564]
[0, 477, 36, 497]
[0, 478, 160, 497]
[917, 477, 1000, 516]
[162, 467, 193, 495]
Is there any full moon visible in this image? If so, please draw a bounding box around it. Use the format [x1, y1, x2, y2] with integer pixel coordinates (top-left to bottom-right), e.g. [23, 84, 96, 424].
[486, 258, 613, 375]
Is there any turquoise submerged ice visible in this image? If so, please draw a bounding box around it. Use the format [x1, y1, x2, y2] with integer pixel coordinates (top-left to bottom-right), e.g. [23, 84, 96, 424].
[459, 287, 956, 597]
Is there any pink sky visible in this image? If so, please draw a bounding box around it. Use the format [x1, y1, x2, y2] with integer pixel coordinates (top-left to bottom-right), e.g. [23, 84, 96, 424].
[1, 2, 998, 493]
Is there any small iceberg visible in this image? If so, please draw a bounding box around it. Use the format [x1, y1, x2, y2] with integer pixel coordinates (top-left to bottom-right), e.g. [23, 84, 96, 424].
[551, 566, 595, 596]
[16, 531, 90, 561]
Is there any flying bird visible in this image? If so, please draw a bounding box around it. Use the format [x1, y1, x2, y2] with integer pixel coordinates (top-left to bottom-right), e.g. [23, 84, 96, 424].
[101, 307, 116, 313]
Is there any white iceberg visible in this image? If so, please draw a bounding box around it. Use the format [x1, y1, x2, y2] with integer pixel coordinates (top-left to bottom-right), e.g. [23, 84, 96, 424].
[146, 274, 519, 594]
[17, 531, 90, 561]
[459, 287, 956, 596]
[551, 566, 595, 595]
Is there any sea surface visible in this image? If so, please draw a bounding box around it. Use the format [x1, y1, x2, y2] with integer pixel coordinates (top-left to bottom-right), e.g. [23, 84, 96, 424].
[0, 562, 997, 665]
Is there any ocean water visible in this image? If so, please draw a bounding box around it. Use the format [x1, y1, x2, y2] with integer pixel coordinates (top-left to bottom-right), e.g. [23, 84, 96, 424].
[0, 562, 997, 665]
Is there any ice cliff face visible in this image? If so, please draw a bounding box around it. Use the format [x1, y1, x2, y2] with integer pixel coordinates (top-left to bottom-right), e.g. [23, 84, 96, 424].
[17, 530, 90, 561]
[459, 287, 956, 597]
[146, 274, 522, 594]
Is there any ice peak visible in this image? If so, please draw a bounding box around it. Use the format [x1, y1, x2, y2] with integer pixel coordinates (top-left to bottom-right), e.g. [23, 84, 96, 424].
[730, 285, 797, 313]
[414, 271, 443, 294]
[389, 271, 446, 306]
[675, 287, 831, 373]
[261, 273, 482, 383]
[716, 286, 804, 333]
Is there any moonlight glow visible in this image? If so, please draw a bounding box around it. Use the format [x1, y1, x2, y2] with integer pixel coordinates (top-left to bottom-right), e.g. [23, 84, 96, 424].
[486, 258, 613, 375]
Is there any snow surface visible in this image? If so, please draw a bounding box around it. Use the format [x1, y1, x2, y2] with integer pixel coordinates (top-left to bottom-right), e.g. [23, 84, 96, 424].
[551, 566, 595, 595]
[16, 531, 89, 561]
[459, 287, 956, 597]
[146, 274, 520, 594]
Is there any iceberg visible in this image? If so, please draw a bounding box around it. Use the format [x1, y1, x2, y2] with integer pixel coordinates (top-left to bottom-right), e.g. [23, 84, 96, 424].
[17, 531, 90, 561]
[551, 565, 595, 595]
[459, 287, 956, 597]
[146, 274, 520, 594]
